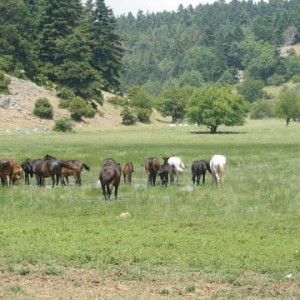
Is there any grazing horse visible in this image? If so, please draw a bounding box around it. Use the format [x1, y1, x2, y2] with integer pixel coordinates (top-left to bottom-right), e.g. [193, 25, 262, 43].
[210, 154, 226, 187]
[158, 164, 176, 187]
[122, 162, 134, 185]
[61, 160, 90, 186]
[162, 156, 185, 185]
[145, 157, 161, 186]
[30, 155, 73, 187]
[191, 160, 211, 186]
[0, 160, 12, 186]
[0, 160, 23, 186]
[21, 159, 42, 185]
[99, 161, 121, 199]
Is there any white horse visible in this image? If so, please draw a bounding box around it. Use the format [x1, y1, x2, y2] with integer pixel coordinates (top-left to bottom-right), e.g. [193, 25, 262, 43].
[163, 156, 185, 185]
[210, 155, 226, 187]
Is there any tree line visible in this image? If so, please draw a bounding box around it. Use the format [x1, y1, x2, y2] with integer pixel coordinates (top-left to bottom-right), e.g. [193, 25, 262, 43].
[1, 0, 300, 131]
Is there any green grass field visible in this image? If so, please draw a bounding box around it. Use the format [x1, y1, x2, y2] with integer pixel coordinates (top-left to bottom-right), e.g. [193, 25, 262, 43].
[0, 119, 299, 299]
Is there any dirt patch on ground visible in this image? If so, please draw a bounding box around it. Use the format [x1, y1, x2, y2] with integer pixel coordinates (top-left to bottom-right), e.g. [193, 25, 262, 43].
[0, 76, 122, 132]
[0, 264, 299, 299]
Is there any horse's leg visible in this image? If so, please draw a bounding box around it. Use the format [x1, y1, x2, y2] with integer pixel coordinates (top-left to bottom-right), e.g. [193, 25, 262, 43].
[107, 185, 112, 199]
[114, 185, 119, 199]
[196, 174, 200, 186]
[51, 175, 56, 188]
[192, 173, 195, 185]
[101, 184, 107, 199]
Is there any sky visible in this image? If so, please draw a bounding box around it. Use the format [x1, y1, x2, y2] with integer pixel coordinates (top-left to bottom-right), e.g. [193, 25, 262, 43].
[105, 0, 226, 17]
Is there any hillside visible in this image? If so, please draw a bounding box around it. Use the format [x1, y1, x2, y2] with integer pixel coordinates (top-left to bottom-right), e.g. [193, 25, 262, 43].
[0, 76, 123, 132]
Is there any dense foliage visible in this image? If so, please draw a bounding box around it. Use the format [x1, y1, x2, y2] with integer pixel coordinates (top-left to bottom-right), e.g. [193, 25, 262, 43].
[116, 0, 300, 95]
[0, 0, 123, 103]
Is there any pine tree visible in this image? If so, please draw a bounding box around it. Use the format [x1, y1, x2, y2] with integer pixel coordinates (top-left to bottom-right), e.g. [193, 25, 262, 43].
[84, 0, 123, 92]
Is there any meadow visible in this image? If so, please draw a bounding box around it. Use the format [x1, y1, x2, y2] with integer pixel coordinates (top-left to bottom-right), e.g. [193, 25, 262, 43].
[0, 119, 299, 299]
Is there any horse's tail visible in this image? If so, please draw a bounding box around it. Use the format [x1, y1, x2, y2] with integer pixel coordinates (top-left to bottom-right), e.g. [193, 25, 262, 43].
[82, 163, 90, 171]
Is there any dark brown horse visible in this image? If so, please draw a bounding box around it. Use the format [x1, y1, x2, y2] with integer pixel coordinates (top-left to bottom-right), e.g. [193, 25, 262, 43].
[30, 155, 73, 187]
[145, 157, 161, 186]
[122, 162, 134, 185]
[61, 160, 90, 186]
[99, 161, 121, 199]
[191, 160, 211, 186]
[157, 164, 176, 187]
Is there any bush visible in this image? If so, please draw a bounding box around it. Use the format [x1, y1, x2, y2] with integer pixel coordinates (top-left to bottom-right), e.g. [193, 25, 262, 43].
[250, 100, 275, 119]
[135, 108, 151, 123]
[57, 87, 75, 100]
[121, 106, 137, 125]
[0, 72, 10, 94]
[53, 117, 74, 132]
[33, 98, 53, 119]
[69, 97, 96, 121]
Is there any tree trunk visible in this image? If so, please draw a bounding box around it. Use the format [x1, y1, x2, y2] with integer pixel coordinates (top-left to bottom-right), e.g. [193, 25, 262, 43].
[286, 117, 290, 126]
[210, 125, 218, 134]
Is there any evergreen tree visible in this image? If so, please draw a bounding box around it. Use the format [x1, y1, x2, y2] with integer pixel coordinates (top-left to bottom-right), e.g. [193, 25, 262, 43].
[85, 0, 123, 92]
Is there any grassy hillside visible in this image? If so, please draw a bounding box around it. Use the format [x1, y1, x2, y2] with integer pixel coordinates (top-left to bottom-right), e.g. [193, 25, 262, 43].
[0, 119, 299, 299]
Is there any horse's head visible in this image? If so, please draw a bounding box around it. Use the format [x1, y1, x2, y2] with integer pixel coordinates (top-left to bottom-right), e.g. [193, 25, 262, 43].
[162, 157, 169, 166]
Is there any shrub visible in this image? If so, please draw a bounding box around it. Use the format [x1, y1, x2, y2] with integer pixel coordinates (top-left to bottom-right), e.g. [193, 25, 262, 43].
[121, 106, 137, 125]
[56, 87, 75, 100]
[135, 108, 151, 123]
[250, 100, 276, 119]
[33, 97, 53, 119]
[69, 97, 96, 121]
[0, 72, 10, 94]
[53, 117, 74, 132]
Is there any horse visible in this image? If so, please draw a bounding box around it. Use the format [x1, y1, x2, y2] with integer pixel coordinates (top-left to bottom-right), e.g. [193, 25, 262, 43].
[210, 154, 226, 187]
[122, 162, 134, 185]
[61, 160, 90, 186]
[162, 156, 185, 185]
[21, 158, 41, 185]
[30, 155, 73, 187]
[0, 160, 12, 186]
[145, 157, 161, 186]
[0, 160, 23, 186]
[191, 160, 211, 186]
[157, 164, 176, 187]
[99, 161, 121, 199]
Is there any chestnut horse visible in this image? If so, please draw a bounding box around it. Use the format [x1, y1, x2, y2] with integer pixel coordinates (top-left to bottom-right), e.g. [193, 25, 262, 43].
[122, 162, 134, 185]
[99, 160, 121, 199]
[0, 159, 23, 186]
[145, 157, 160, 186]
[61, 160, 90, 186]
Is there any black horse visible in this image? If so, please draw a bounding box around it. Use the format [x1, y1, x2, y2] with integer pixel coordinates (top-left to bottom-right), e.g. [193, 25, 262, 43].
[191, 160, 211, 186]
[158, 164, 176, 187]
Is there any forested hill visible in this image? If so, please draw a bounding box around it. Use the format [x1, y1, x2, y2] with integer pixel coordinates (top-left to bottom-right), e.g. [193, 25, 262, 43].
[116, 0, 300, 95]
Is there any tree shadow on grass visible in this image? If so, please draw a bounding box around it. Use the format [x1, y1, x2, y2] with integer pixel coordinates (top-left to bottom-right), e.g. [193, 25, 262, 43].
[191, 130, 246, 135]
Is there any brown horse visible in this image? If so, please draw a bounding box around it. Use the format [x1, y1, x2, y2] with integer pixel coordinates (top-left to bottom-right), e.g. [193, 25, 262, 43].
[122, 162, 134, 185]
[145, 157, 161, 186]
[0, 159, 22, 186]
[99, 161, 121, 199]
[61, 160, 90, 186]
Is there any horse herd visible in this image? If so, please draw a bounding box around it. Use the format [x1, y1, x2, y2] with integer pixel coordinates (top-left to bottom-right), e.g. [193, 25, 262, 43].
[0, 154, 227, 200]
